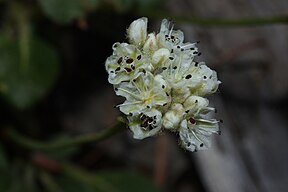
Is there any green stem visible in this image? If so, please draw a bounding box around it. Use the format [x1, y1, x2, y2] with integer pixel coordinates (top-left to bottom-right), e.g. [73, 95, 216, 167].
[6, 117, 126, 151]
[10, 1, 31, 71]
[143, 11, 288, 26]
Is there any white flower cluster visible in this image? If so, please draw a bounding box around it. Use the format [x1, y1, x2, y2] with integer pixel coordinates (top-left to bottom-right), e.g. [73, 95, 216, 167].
[105, 17, 221, 152]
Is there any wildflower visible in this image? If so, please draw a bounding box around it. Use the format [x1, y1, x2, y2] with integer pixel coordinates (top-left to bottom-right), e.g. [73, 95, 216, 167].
[105, 43, 152, 84]
[114, 72, 170, 116]
[105, 17, 221, 152]
[128, 109, 162, 139]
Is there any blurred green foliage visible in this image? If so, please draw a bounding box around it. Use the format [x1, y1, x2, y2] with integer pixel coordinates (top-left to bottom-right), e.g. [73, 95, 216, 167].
[0, 0, 161, 191]
[0, 35, 59, 109]
[37, 0, 99, 24]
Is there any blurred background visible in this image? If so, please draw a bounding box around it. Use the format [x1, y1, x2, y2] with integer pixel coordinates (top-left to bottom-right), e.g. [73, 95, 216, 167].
[0, 0, 288, 192]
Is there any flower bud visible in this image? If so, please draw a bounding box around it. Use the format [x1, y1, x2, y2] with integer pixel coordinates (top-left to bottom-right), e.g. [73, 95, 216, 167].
[152, 48, 170, 66]
[143, 33, 158, 53]
[127, 17, 148, 46]
[162, 103, 184, 129]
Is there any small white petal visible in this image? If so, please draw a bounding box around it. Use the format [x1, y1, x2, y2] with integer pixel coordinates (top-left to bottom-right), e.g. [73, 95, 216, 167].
[152, 48, 170, 66]
[162, 103, 185, 129]
[183, 96, 209, 114]
[127, 17, 148, 46]
[143, 33, 158, 53]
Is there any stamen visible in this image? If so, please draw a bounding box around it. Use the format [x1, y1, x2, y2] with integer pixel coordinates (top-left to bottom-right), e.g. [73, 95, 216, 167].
[117, 88, 141, 100]
[185, 74, 192, 79]
[117, 57, 123, 64]
[126, 58, 134, 64]
[124, 67, 132, 72]
[116, 101, 142, 107]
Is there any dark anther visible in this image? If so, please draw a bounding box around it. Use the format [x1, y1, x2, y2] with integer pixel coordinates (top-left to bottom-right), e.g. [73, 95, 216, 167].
[137, 55, 142, 60]
[200, 143, 204, 147]
[165, 34, 168, 37]
[187, 142, 191, 147]
[133, 79, 136, 82]
[171, 49, 174, 53]
[162, 85, 165, 89]
[185, 110, 189, 113]
[129, 113, 133, 116]
[173, 66, 177, 69]
[185, 74, 192, 79]
[110, 71, 114, 73]
[169, 57, 174, 60]
[166, 92, 169, 97]
[177, 46, 181, 48]
[189, 117, 196, 124]
[196, 41, 200, 44]
[195, 100, 198, 103]
[140, 114, 146, 120]
[117, 57, 123, 64]
[204, 76, 207, 79]
[193, 51, 198, 54]
[131, 65, 135, 70]
[147, 106, 150, 109]
[197, 52, 202, 56]
[162, 67, 167, 70]
[115, 67, 121, 71]
[220, 119, 223, 123]
[114, 88, 118, 91]
[140, 121, 148, 128]
[163, 103, 167, 106]
[142, 69, 146, 73]
[126, 58, 134, 64]
[190, 47, 195, 50]
[171, 36, 175, 39]
[181, 48, 184, 51]
[124, 68, 132, 72]
[195, 62, 199, 67]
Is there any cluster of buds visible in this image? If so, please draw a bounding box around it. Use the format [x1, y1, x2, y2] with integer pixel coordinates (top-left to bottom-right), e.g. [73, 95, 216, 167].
[105, 18, 221, 152]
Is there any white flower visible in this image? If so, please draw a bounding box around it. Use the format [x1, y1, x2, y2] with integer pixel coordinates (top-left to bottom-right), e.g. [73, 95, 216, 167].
[105, 43, 152, 84]
[179, 116, 220, 152]
[127, 17, 148, 47]
[178, 95, 220, 152]
[115, 72, 170, 115]
[128, 109, 162, 139]
[187, 64, 221, 96]
[105, 17, 221, 152]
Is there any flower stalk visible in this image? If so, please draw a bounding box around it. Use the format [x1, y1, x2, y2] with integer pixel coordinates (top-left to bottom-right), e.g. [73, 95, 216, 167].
[6, 117, 126, 151]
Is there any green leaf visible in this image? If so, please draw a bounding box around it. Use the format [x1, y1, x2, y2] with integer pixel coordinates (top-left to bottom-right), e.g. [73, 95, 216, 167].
[37, 0, 98, 24]
[0, 35, 59, 109]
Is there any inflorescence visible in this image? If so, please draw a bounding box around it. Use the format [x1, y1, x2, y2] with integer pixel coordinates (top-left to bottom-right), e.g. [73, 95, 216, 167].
[105, 17, 221, 152]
